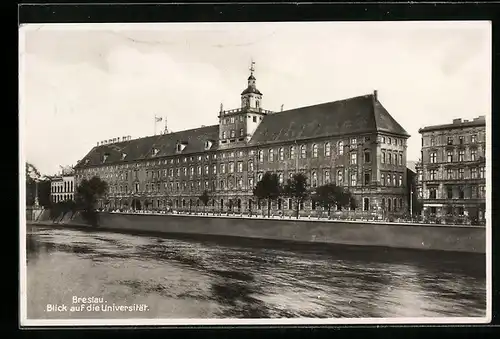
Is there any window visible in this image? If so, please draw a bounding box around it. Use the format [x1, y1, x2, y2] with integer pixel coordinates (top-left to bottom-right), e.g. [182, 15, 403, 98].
[248, 161, 254, 171]
[399, 174, 403, 187]
[290, 146, 295, 159]
[229, 163, 234, 173]
[249, 178, 254, 187]
[311, 172, 318, 187]
[388, 137, 392, 145]
[312, 144, 318, 158]
[325, 142, 331, 157]
[459, 136, 464, 145]
[458, 150, 465, 162]
[480, 167, 485, 179]
[338, 141, 344, 155]
[363, 198, 370, 211]
[278, 173, 283, 184]
[417, 187, 423, 198]
[337, 170, 343, 185]
[364, 151, 370, 163]
[197, 166, 202, 175]
[430, 137, 435, 146]
[458, 168, 464, 179]
[471, 167, 477, 179]
[204, 165, 209, 175]
[279, 147, 284, 160]
[269, 149, 274, 162]
[212, 165, 217, 174]
[220, 164, 225, 174]
[350, 153, 357, 165]
[350, 172, 357, 186]
[230, 130, 235, 138]
[388, 152, 392, 165]
[471, 134, 477, 143]
[220, 180, 225, 189]
[252, 116, 257, 123]
[381, 151, 386, 164]
[237, 162, 243, 172]
[447, 168, 453, 180]
[382, 136, 386, 143]
[364, 172, 370, 185]
[324, 171, 330, 184]
[351, 137, 357, 145]
[222, 131, 227, 139]
[258, 150, 264, 162]
[381, 173, 385, 186]
[240, 128, 244, 136]
[430, 152, 437, 163]
[447, 136, 453, 145]
[471, 149, 477, 161]
[258, 173, 263, 181]
[237, 177, 243, 188]
[429, 169, 437, 181]
[446, 186, 453, 199]
[230, 117, 235, 123]
[393, 174, 397, 186]
[190, 167, 194, 176]
[447, 151, 453, 163]
[429, 188, 437, 199]
[301, 145, 306, 158]
[399, 154, 403, 166]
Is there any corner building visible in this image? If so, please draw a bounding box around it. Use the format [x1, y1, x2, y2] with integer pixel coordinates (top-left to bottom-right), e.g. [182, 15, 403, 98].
[416, 117, 486, 220]
[74, 66, 410, 217]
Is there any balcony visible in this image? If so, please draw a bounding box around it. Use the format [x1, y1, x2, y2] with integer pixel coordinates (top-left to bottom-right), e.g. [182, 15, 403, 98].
[219, 107, 274, 117]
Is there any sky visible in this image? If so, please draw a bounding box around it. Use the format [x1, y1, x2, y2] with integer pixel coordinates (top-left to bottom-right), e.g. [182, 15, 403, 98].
[19, 21, 491, 176]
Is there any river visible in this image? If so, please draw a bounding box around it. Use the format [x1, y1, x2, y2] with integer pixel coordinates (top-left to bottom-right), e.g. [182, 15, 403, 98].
[25, 225, 486, 320]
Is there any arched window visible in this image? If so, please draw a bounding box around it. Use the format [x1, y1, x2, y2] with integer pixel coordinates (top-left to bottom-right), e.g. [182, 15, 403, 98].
[324, 170, 330, 184]
[290, 146, 295, 159]
[269, 149, 274, 162]
[230, 130, 235, 138]
[312, 144, 318, 158]
[312, 171, 318, 187]
[258, 150, 263, 162]
[248, 160, 254, 171]
[325, 142, 331, 157]
[338, 141, 344, 155]
[279, 147, 284, 160]
[300, 145, 306, 158]
[278, 173, 283, 184]
[240, 128, 244, 136]
[222, 131, 227, 139]
[256, 100, 260, 109]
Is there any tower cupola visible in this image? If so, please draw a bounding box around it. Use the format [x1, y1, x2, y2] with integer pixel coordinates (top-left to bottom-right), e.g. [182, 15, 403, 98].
[241, 60, 263, 109]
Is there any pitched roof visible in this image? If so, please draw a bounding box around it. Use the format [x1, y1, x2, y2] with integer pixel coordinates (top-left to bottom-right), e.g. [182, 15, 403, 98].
[74, 125, 219, 169]
[75, 93, 409, 169]
[241, 86, 262, 95]
[248, 94, 409, 146]
[418, 116, 486, 133]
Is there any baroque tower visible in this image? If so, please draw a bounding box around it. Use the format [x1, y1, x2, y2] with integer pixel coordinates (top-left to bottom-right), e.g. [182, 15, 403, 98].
[218, 60, 272, 148]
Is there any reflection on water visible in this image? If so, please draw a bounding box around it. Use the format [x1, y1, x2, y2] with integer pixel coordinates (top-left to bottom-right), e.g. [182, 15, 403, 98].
[25, 225, 486, 319]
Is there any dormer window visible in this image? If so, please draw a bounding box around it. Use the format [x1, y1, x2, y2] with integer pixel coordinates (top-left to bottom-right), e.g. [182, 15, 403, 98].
[152, 148, 159, 156]
[121, 153, 127, 160]
[204, 140, 213, 150]
[102, 153, 109, 163]
[176, 142, 187, 153]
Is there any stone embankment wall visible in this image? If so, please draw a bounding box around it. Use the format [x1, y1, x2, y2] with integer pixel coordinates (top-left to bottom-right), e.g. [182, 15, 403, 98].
[86, 212, 486, 254]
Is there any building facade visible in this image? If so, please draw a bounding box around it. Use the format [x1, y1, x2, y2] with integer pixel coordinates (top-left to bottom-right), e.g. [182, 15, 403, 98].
[50, 167, 75, 203]
[416, 117, 486, 221]
[74, 65, 410, 217]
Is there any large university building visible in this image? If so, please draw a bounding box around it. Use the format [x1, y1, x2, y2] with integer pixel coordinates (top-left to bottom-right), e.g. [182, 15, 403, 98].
[416, 116, 486, 221]
[74, 65, 410, 217]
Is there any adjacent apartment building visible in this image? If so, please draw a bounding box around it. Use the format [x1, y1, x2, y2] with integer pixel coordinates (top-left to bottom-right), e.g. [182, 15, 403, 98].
[74, 65, 410, 217]
[416, 116, 486, 221]
[50, 166, 75, 203]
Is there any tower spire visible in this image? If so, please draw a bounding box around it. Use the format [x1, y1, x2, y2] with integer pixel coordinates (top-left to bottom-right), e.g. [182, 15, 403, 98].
[249, 58, 255, 76]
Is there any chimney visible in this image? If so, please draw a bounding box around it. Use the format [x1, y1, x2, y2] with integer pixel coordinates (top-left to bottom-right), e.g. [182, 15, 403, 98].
[452, 118, 462, 124]
[373, 90, 378, 101]
[281, 104, 284, 112]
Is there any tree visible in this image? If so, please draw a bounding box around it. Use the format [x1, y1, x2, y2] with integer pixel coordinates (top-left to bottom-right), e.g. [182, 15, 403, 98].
[37, 179, 52, 208]
[25, 162, 41, 206]
[313, 183, 352, 218]
[283, 173, 309, 219]
[75, 176, 108, 226]
[199, 190, 210, 214]
[253, 172, 282, 217]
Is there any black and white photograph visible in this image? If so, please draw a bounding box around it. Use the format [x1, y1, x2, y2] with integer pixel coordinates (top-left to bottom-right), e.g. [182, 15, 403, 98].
[20, 21, 491, 326]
